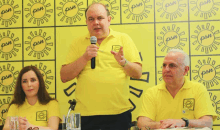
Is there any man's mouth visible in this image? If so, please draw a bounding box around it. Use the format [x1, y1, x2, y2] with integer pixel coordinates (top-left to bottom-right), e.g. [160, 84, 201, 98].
[94, 28, 101, 30]
[165, 75, 172, 77]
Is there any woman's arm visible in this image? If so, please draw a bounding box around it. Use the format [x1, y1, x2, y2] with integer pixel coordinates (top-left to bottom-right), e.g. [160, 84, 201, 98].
[30, 116, 60, 130]
[47, 116, 60, 130]
[3, 117, 10, 130]
[19, 116, 60, 130]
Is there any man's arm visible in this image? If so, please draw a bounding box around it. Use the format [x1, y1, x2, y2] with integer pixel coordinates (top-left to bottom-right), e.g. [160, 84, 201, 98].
[188, 115, 213, 129]
[137, 116, 160, 129]
[159, 115, 213, 129]
[60, 44, 99, 83]
[111, 47, 142, 79]
[123, 61, 142, 79]
[60, 56, 88, 83]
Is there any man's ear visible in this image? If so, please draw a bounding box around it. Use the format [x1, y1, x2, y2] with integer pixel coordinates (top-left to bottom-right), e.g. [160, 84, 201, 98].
[108, 16, 112, 22]
[183, 66, 189, 76]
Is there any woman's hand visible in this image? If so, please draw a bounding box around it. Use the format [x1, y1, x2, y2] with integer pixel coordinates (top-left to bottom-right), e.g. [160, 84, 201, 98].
[18, 117, 31, 130]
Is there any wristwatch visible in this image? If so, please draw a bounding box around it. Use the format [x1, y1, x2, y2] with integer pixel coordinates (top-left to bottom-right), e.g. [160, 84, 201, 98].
[121, 59, 128, 67]
[181, 117, 189, 127]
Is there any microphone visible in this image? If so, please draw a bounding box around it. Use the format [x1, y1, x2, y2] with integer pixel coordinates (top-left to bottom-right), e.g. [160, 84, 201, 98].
[67, 99, 76, 118]
[64, 99, 77, 129]
[68, 99, 76, 110]
[90, 36, 97, 69]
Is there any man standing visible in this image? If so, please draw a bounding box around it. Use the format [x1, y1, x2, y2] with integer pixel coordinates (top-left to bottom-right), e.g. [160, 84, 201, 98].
[137, 49, 217, 129]
[60, 3, 142, 130]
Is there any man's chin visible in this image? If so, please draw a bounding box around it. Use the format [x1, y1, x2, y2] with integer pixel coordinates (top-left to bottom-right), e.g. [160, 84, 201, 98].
[163, 79, 173, 83]
[94, 35, 107, 40]
[91, 33, 101, 38]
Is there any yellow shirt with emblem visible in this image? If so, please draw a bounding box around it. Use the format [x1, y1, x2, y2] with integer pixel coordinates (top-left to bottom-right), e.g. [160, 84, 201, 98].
[7, 99, 61, 127]
[138, 78, 217, 121]
[64, 29, 142, 116]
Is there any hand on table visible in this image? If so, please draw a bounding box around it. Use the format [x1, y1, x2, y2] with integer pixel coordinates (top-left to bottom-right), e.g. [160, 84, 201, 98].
[159, 119, 185, 129]
[18, 117, 30, 130]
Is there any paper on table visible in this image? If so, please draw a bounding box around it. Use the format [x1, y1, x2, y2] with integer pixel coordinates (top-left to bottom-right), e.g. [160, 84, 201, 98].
[155, 127, 211, 130]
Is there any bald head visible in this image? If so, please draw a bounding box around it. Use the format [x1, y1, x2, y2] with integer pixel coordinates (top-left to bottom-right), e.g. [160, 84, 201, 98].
[162, 49, 190, 86]
[85, 3, 110, 18]
[167, 49, 189, 67]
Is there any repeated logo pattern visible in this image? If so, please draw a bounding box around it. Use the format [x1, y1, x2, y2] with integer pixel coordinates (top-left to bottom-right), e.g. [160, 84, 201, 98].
[0, 97, 11, 124]
[0, 30, 21, 60]
[24, 0, 53, 26]
[0, 0, 220, 128]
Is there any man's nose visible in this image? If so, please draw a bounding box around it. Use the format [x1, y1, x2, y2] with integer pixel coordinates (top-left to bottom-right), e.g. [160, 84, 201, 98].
[164, 65, 170, 71]
[94, 19, 99, 25]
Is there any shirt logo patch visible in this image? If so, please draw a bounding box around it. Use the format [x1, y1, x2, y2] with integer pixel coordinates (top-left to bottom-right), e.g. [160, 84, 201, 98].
[183, 98, 195, 111]
[36, 110, 47, 121]
[112, 45, 121, 52]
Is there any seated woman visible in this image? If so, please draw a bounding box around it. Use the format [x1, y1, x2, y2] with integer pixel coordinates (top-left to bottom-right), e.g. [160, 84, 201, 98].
[3, 66, 61, 130]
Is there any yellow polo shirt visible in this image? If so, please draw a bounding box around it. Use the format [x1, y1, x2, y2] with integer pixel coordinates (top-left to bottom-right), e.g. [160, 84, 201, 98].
[64, 29, 142, 116]
[138, 78, 217, 121]
[7, 99, 61, 127]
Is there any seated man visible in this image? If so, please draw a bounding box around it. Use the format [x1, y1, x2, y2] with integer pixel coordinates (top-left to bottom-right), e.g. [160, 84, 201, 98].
[137, 49, 217, 129]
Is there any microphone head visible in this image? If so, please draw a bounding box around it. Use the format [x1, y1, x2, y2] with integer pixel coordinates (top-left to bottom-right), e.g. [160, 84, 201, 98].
[90, 36, 97, 44]
[68, 99, 76, 105]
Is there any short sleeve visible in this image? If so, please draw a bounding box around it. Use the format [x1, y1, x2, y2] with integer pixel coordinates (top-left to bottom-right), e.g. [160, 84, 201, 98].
[47, 100, 62, 121]
[63, 39, 80, 65]
[122, 34, 142, 64]
[194, 84, 217, 121]
[7, 104, 17, 117]
[137, 89, 156, 121]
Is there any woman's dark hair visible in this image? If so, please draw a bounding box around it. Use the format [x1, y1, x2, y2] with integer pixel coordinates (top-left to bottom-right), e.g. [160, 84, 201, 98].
[9, 66, 54, 107]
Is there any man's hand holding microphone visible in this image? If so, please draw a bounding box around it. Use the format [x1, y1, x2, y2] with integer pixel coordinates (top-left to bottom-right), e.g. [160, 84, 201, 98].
[83, 36, 127, 69]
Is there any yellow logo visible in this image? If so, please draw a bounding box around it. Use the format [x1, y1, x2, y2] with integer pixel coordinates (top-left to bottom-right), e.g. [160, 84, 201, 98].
[191, 23, 220, 54]
[0, 31, 21, 60]
[31, 3, 45, 19]
[36, 110, 47, 121]
[24, 1, 53, 26]
[209, 92, 220, 120]
[0, 97, 11, 125]
[0, 0, 21, 27]
[199, 64, 215, 81]
[192, 57, 220, 89]
[112, 45, 121, 52]
[183, 98, 195, 111]
[57, 0, 85, 24]
[190, 0, 219, 19]
[122, 0, 152, 22]
[156, 0, 186, 21]
[25, 29, 53, 59]
[34, 63, 53, 89]
[157, 24, 187, 52]
[93, 0, 119, 19]
[0, 64, 19, 93]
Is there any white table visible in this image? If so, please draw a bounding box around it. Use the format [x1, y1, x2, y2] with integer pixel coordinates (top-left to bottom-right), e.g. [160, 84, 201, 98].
[155, 127, 211, 130]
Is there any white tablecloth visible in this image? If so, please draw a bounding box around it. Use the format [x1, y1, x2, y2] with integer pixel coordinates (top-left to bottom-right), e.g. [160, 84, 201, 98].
[155, 127, 211, 130]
